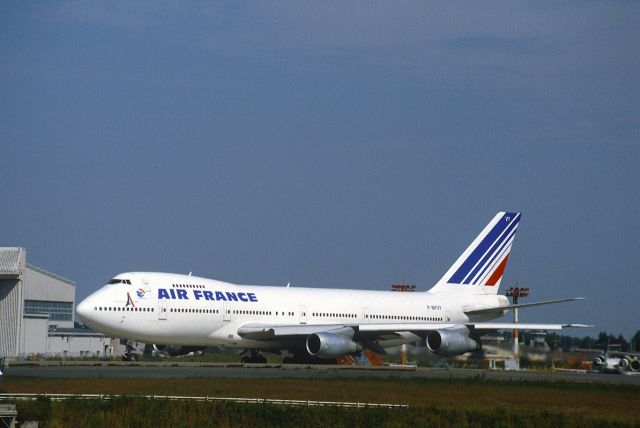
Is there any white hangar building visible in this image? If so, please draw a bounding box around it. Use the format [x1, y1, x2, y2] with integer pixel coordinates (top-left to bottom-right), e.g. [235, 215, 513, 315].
[0, 247, 116, 359]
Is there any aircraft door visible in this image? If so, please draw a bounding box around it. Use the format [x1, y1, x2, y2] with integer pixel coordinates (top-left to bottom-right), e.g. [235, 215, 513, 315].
[361, 307, 368, 321]
[158, 300, 167, 320]
[223, 302, 231, 322]
[299, 305, 307, 324]
[445, 310, 451, 322]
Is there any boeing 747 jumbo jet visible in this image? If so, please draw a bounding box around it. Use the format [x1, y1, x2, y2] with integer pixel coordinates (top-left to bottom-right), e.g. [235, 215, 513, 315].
[77, 212, 589, 363]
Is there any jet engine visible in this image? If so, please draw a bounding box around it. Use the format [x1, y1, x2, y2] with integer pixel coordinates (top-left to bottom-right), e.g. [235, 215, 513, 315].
[153, 344, 204, 357]
[630, 359, 640, 372]
[619, 357, 630, 369]
[426, 327, 481, 356]
[306, 331, 360, 359]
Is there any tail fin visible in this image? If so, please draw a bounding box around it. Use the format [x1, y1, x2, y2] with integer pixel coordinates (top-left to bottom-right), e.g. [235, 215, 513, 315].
[429, 212, 521, 294]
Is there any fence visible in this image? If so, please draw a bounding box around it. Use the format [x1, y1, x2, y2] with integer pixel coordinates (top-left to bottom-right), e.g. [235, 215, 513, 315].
[0, 393, 408, 409]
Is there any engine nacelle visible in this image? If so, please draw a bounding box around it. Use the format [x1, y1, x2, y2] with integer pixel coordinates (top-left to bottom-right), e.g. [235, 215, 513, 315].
[426, 327, 481, 356]
[306, 332, 359, 359]
[619, 357, 630, 369]
[153, 344, 204, 357]
[593, 355, 606, 366]
[630, 359, 640, 372]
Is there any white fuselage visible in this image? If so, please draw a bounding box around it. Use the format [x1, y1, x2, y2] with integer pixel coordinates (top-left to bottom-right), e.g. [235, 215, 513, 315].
[76, 272, 508, 350]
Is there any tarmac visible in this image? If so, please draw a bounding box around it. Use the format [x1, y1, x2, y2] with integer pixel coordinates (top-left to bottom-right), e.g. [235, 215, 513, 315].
[3, 362, 640, 385]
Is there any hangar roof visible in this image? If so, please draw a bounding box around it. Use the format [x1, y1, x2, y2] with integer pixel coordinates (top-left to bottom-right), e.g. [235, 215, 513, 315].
[0, 247, 25, 277]
[0, 247, 75, 285]
[26, 263, 75, 286]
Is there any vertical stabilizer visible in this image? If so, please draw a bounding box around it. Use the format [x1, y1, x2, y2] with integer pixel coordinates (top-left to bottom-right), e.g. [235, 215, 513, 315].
[429, 212, 520, 294]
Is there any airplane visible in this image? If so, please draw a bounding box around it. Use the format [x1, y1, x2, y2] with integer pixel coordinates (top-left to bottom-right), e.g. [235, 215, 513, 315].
[590, 343, 640, 374]
[593, 353, 640, 374]
[76, 212, 590, 364]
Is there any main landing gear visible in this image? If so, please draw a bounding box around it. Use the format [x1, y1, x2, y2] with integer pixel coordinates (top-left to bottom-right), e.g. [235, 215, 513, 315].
[241, 350, 267, 364]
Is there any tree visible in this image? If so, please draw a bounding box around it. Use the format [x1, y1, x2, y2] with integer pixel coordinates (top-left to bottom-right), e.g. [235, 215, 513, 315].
[545, 332, 559, 350]
[596, 331, 609, 349]
[617, 334, 628, 352]
[632, 330, 640, 352]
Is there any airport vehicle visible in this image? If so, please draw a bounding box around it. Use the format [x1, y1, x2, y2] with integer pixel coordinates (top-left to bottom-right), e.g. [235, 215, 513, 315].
[77, 212, 589, 363]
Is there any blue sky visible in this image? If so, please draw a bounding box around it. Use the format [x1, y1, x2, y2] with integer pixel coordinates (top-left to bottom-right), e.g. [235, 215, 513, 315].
[1, 2, 638, 337]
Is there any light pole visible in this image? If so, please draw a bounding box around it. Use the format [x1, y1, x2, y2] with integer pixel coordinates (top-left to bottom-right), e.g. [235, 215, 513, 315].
[391, 283, 416, 365]
[505, 284, 530, 364]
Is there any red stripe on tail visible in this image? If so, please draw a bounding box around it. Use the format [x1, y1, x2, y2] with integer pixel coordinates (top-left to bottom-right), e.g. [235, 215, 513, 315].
[485, 254, 509, 286]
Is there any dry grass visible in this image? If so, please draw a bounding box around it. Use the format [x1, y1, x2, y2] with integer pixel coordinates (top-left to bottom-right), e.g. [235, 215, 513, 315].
[5, 376, 640, 423]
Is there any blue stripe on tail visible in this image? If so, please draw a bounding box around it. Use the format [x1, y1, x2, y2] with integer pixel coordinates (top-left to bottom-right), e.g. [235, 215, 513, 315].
[464, 214, 520, 284]
[447, 212, 519, 284]
[470, 226, 517, 285]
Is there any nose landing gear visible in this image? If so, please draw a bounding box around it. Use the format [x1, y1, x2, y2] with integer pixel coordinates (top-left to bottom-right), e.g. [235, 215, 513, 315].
[122, 341, 140, 361]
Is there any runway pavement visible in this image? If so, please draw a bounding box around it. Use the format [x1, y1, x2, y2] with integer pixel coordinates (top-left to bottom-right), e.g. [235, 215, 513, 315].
[3, 362, 640, 385]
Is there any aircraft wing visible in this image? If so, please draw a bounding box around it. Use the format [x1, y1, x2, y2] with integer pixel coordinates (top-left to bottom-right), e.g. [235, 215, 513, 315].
[600, 350, 640, 358]
[237, 323, 458, 340]
[237, 324, 350, 340]
[357, 322, 593, 332]
[237, 321, 590, 341]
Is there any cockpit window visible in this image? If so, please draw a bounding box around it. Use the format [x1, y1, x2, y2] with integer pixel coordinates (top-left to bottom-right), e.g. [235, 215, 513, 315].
[108, 279, 132, 285]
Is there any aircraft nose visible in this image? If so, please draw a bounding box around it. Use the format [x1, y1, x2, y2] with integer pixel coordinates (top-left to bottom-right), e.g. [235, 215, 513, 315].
[76, 297, 92, 323]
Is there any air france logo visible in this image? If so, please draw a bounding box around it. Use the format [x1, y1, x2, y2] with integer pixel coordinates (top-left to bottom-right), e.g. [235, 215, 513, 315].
[125, 292, 136, 308]
[136, 288, 146, 298]
[157, 288, 258, 302]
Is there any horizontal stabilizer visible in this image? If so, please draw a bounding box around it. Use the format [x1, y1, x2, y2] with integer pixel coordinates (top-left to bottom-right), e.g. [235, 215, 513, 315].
[465, 297, 585, 316]
[470, 322, 593, 330]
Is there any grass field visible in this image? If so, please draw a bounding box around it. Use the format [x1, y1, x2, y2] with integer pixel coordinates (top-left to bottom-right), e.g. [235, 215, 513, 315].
[4, 376, 640, 427]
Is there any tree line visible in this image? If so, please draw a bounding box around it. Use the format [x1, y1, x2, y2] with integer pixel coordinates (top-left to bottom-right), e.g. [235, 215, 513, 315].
[542, 330, 640, 353]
